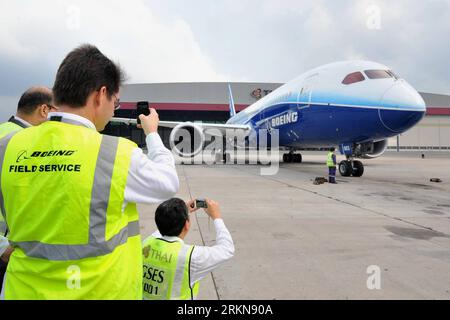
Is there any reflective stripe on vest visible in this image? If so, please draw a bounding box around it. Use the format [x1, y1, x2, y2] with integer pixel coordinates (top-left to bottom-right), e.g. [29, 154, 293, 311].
[0, 221, 6, 236]
[142, 237, 199, 300]
[0, 133, 139, 260]
[0, 121, 25, 237]
[0, 132, 18, 229]
[327, 152, 335, 167]
[0, 121, 23, 140]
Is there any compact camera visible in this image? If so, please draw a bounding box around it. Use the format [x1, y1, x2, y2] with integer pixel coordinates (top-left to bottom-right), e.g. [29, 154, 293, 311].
[195, 198, 207, 208]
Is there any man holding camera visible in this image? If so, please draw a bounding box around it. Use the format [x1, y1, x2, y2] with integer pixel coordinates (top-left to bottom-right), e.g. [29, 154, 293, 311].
[0, 44, 179, 300]
[142, 198, 234, 300]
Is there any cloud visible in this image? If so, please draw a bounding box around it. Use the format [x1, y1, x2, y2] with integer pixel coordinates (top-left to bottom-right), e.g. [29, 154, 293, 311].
[1, 0, 450, 121]
[0, 0, 229, 121]
[0, 0, 226, 89]
[145, 0, 450, 94]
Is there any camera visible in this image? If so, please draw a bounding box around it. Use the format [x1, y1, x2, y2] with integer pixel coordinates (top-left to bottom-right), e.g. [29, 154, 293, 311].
[136, 101, 150, 125]
[195, 198, 207, 208]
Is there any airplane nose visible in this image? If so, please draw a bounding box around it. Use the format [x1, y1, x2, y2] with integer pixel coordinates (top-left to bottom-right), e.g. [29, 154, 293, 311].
[379, 82, 426, 133]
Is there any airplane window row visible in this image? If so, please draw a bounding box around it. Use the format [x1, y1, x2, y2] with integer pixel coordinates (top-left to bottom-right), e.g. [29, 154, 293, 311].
[342, 70, 399, 85]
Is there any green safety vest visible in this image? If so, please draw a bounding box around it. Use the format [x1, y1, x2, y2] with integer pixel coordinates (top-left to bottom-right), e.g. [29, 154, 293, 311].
[327, 152, 336, 167]
[0, 117, 27, 237]
[0, 120, 142, 300]
[142, 236, 199, 300]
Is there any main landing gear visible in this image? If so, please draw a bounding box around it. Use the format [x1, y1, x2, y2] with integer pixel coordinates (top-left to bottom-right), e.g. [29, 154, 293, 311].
[282, 150, 302, 163]
[339, 158, 364, 177]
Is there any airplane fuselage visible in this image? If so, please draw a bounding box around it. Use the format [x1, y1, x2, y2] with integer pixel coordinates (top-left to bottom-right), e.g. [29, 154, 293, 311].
[227, 61, 426, 150]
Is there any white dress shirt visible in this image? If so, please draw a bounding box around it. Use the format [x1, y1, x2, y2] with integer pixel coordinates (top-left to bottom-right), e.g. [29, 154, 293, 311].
[148, 218, 235, 288]
[11, 116, 32, 128]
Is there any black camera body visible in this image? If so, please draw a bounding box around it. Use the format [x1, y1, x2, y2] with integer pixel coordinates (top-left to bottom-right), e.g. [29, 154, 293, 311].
[195, 199, 207, 208]
[136, 101, 150, 124]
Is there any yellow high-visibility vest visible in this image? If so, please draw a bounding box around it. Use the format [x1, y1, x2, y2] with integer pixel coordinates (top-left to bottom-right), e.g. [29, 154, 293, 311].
[327, 152, 336, 167]
[0, 117, 27, 237]
[0, 119, 142, 299]
[0, 120, 24, 139]
[142, 236, 199, 300]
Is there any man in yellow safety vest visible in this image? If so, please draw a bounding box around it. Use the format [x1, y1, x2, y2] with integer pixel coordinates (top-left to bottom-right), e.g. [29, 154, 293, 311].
[327, 147, 337, 184]
[142, 198, 234, 300]
[0, 86, 54, 290]
[0, 44, 179, 299]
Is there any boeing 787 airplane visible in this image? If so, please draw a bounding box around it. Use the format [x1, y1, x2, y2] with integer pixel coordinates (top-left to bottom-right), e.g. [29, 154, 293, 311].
[113, 60, 426, 177]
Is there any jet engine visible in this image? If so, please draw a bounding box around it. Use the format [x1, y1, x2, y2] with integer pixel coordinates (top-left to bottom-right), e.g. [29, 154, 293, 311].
[355, 139, 389, 159]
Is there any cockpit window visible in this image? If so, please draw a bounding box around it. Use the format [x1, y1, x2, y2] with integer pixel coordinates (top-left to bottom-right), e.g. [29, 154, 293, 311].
[342, 72, 365, 85]
[364, 70, 392, 79]
[387, 70, 400, 79]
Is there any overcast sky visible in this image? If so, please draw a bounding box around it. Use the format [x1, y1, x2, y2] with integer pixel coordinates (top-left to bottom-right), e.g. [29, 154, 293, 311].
[1, 0, 449, 121]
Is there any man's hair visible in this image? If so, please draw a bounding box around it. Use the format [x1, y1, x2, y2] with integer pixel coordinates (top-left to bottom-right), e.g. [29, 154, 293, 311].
[53, 44, 125, 108]
[155, 198, 189, 237]
[330, 147, 336, 152]
[17, 87, 53, 115]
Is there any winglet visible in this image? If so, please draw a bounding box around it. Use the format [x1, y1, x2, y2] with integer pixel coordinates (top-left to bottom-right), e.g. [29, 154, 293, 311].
[228, 83, 236, 118]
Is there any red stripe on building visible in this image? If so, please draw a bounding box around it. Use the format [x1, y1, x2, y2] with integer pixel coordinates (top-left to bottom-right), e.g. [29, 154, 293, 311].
[121, 103, 450, 115]
[120, 102, 249, 111]
[426, 107, 450, 115]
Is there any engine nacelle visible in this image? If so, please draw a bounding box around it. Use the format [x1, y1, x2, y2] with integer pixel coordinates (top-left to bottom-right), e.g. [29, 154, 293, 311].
[169, 122, 205, 157]
[355, 139, 389, 159]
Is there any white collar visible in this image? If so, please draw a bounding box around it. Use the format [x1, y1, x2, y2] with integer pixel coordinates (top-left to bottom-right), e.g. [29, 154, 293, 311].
[152, 230, 184, 244]
[13, 115, 32, 127]
[47, 112, 96, 130]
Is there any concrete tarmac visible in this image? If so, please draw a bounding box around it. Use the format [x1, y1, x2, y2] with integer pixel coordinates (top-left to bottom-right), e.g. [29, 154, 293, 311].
[138, 151, 450, 300]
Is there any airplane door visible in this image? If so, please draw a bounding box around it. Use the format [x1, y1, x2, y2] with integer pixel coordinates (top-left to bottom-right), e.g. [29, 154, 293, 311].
[297, 73, 318, 109]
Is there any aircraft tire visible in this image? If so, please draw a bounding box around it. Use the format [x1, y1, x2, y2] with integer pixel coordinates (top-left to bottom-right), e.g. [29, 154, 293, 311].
[283, 154, 293, 163]
[339, 160, 352, 177]
[351, 160, 364, 177]
[294, 154, 302, 163]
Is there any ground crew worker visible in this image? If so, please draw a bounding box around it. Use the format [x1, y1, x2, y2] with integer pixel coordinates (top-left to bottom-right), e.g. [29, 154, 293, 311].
[142, 198, 234, 300]
[0, 86, 54, 290]
[327, 147, 337, 184]
[0, 44, 179, 300]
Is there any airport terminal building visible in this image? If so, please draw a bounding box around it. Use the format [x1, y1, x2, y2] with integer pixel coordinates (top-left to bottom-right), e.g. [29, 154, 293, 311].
[106, 82, 450, 150]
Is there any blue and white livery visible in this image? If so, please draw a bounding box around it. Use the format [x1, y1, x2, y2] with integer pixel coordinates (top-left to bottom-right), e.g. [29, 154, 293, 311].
[114, 61, 426, 177]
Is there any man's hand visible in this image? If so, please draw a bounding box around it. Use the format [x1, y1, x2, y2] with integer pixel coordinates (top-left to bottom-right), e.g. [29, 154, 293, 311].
[1, 246, 13, 263]
[204, 199, 221, 220]
[138, 108, 159, 135]
[186, 199, 199, 214]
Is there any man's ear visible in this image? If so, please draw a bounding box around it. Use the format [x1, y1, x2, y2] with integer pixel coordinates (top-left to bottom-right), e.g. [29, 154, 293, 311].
[184, 219, 191, 232]
[97, 86, 108, 107]
[91, 86, 107, 109]
[38, 104, 47, 118]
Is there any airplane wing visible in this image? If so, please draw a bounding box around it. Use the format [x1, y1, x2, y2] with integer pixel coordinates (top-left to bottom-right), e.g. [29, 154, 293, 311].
[110, 117, 251, 132]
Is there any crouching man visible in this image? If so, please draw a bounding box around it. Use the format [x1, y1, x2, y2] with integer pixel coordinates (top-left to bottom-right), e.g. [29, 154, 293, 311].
[142, 198, 234, 300]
